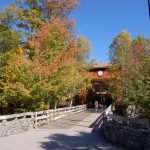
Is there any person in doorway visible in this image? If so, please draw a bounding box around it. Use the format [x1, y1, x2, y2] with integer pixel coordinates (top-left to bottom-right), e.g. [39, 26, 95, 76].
[95, 101, 99, 113]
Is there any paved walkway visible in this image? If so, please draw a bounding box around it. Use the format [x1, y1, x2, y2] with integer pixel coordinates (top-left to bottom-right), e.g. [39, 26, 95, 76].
[0, 109, 127, 150]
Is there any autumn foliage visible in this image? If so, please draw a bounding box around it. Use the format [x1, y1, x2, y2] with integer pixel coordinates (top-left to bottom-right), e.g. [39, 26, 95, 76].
[0, 0, 92, 114]
[107, 31, 150, 118]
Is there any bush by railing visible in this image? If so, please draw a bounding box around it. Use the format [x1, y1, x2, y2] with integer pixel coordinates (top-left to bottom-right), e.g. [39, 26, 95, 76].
[106, 113, 149, 128]
[103, 104, 149, 128]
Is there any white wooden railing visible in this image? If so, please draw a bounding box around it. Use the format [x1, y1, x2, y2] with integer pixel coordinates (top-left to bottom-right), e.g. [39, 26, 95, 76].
[0, 105, 87, 129]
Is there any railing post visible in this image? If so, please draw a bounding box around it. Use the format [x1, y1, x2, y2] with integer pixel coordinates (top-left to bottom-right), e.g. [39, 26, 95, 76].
[103, 108, 108, 128]
[34, 112, 37, 129]
[102, 111, 105, 130]
[46, 111, 49, 125]
[53, 109, 55, 121]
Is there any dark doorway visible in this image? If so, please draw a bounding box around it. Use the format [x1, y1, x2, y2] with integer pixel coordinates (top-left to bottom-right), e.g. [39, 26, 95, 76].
[87, 81, 112, 108]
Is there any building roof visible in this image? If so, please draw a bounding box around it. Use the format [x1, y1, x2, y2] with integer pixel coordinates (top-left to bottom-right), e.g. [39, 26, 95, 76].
[92, 62, 111, 69]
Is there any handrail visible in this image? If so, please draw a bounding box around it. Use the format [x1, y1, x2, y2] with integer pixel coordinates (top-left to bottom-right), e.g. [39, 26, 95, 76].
[0, 105, 87, 128]
[104, 104, 113, 116]
[0, 112, 33, 120]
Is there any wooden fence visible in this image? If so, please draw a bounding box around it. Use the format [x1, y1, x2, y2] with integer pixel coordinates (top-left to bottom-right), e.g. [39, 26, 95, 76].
[0, 105, 86, 129]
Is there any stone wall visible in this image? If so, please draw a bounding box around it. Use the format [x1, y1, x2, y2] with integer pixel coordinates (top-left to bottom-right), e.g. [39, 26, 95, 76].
[0, 118, 33, 137]
[104, 121, 150, 150]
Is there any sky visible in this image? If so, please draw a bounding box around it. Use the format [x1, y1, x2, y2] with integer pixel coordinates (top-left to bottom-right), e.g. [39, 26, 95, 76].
[0, 0, 150, 63]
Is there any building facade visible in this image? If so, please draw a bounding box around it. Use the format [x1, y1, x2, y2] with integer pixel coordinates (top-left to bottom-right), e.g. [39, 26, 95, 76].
[86, 62, 112, 108]
[70, 62, 112, 108]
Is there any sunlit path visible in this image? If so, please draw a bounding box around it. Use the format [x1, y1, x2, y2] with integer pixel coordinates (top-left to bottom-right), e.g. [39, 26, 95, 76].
[0, 109, 127, 150]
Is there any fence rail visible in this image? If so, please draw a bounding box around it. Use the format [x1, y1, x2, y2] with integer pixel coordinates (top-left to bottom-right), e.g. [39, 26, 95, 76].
[0, 105, 87, 129]
[0, 112, 33, 120]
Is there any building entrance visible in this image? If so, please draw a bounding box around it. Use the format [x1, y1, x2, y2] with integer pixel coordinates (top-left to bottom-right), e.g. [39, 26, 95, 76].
[87, 81, 112, 108]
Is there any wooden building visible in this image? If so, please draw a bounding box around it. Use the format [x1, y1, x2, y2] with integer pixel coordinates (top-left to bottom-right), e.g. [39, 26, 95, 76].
[77, 62, 112, 108]
[87, 62, 112, 108]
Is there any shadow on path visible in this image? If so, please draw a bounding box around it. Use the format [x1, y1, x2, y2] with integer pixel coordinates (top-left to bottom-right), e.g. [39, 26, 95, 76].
[39, 113, 127, 150]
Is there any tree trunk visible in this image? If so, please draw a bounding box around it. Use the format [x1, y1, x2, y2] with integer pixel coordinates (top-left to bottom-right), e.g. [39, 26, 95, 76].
[54, 102, 57, 109]
[70, 94, 74, 107]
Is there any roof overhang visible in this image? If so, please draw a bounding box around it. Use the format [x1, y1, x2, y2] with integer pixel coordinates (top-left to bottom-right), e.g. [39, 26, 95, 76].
[90, 62, 111, 70]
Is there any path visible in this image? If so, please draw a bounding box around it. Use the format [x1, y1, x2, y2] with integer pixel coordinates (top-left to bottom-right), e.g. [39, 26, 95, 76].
[0, 109, 127, 150]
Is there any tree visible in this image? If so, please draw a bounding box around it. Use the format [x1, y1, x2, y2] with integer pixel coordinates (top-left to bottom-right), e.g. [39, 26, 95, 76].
[0, 0, 92, 114]
[28, 19, 92, 109]
[0, 24, 20, 54]
[107, 31, 150, 118]
[109, 30, 132, 65]
[125, 36, 150, 118]
[108, 30, 132, 102]
[0, 0, 79, 59]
